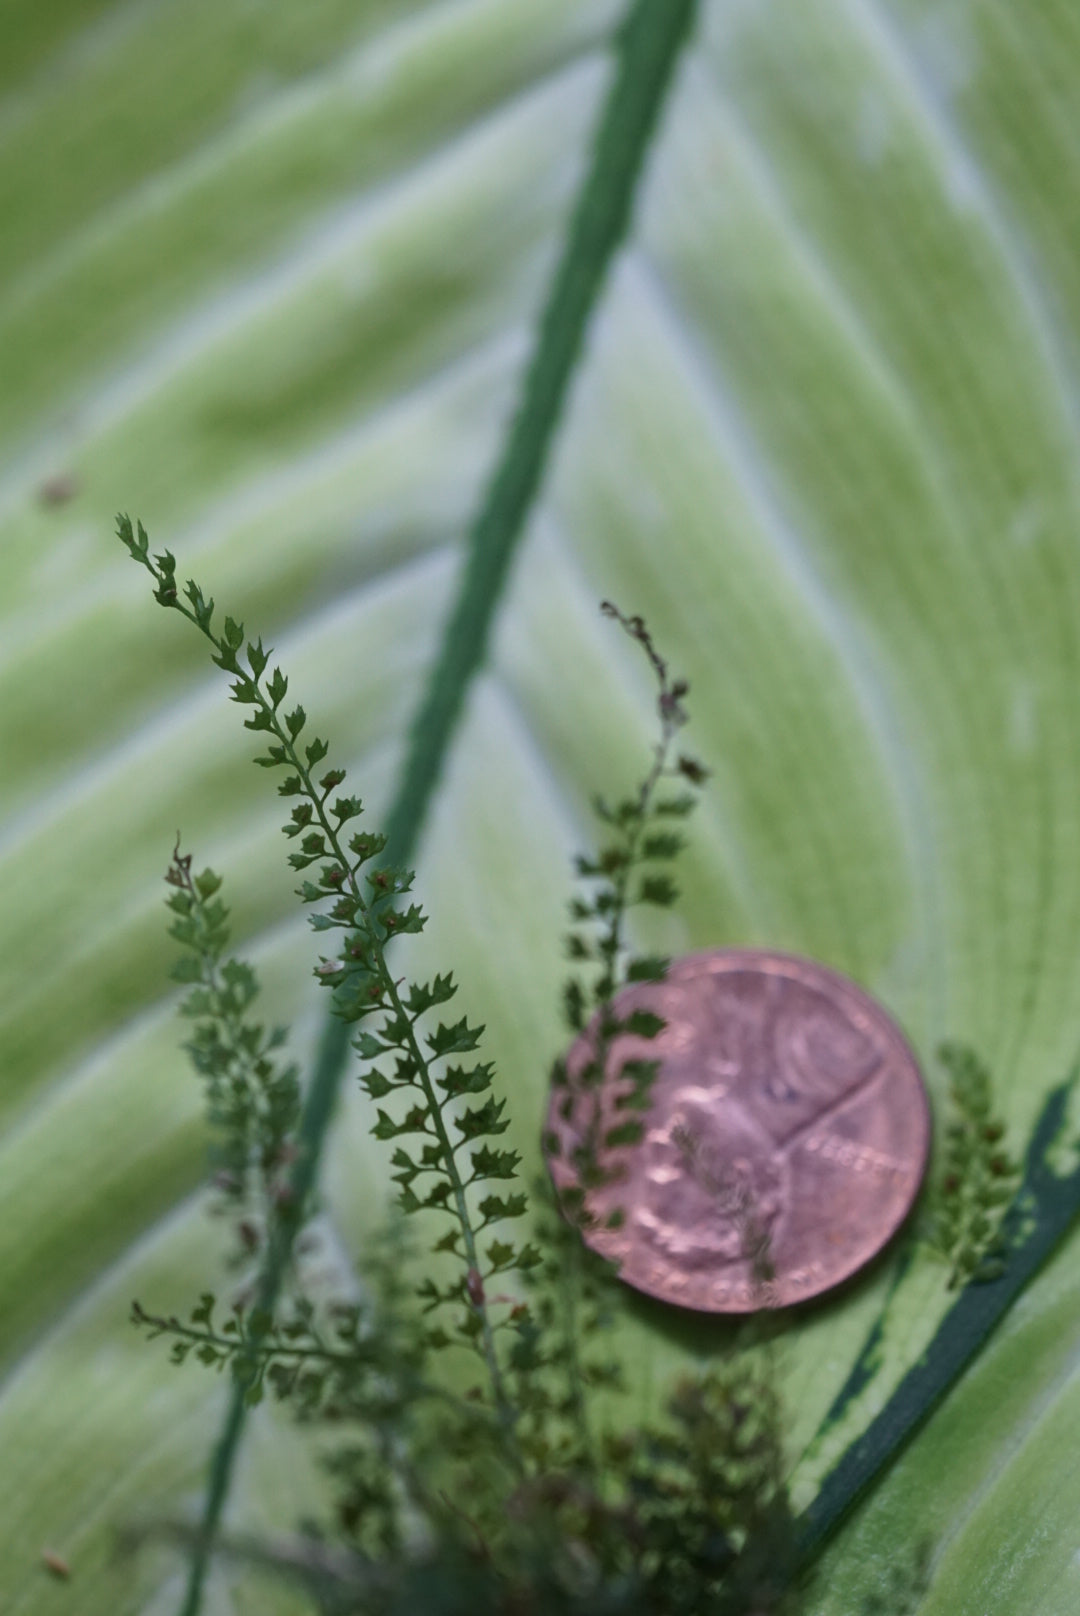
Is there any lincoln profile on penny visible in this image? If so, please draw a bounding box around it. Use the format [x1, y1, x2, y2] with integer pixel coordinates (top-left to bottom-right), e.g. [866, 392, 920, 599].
[545, 950, 930, 1312]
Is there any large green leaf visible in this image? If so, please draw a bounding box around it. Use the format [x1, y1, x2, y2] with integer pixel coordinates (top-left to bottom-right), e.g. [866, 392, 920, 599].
[3, 0, 1080, 1610]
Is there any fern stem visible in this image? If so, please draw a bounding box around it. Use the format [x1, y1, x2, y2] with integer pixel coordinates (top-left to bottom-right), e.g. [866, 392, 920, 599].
[173, 693, 520, 1607]
[133, 1306, 356, 1369]
[168, 853, 292, 1207]
[167, 1, 699, 1605]
[261, 704, 522, 1462]
[603, 682, 681, 988]
[562, 1237, 598, 1480]
[584, 609, 685, 1164]
[196, 607, 522, 1462]
[374, 965, 524, 1468]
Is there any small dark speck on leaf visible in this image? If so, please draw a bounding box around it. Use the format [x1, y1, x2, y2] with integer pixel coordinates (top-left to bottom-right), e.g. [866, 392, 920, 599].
[37, 472, 80, 507]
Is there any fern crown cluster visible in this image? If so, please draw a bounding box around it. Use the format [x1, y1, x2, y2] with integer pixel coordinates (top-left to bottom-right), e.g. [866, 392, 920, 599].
[118, 514, 1014, 1615]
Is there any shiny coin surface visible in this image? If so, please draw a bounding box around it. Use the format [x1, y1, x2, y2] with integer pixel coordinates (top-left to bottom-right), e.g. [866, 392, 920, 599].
[544, 950, 930, 1311]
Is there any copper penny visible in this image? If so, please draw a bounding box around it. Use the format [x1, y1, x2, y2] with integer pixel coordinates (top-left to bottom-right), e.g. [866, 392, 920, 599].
[544, 950, 930, 1311]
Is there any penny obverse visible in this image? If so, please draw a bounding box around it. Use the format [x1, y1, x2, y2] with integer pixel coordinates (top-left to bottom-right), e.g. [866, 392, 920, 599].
[544, 950, 931, 1311]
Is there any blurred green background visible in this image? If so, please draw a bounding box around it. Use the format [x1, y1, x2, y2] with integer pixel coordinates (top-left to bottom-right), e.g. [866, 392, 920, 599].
[5, 1, 1080, 1611]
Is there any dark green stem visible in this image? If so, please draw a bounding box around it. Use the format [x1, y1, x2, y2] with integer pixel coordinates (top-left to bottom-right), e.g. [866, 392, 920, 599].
[174, 2, 698, 1607]
[795, 1079, 1080, 1565]
[388, 0, 700, 859]
[562, 1238, 598, 1480]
